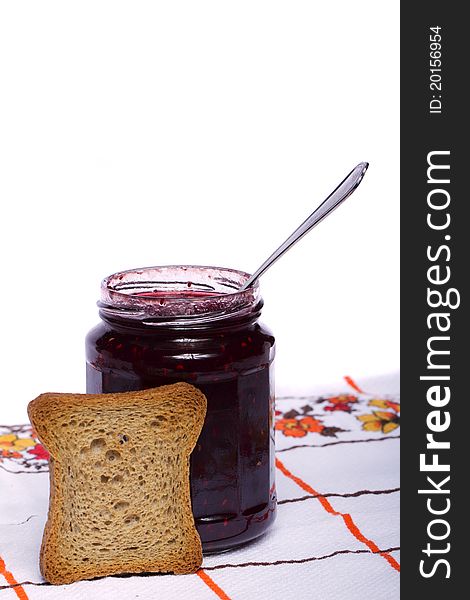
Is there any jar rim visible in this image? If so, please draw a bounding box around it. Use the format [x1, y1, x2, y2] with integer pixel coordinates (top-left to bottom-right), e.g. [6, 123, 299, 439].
[98, 265, 262, 326]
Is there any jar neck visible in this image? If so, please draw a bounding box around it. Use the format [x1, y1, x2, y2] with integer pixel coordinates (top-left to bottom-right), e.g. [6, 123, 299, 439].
[99, 304, 263, 334]
[98, 265, 262, 332]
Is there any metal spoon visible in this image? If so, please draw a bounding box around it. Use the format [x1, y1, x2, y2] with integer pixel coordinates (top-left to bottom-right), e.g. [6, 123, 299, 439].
[240, 162, 369, 290]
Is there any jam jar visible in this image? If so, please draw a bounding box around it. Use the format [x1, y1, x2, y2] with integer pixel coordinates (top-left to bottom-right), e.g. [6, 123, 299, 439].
[85, 265, 276, 552]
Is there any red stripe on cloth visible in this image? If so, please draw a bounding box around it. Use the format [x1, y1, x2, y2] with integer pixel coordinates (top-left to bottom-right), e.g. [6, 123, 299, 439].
[275, 458, 400, 573]
[197, 569, 232, 600]
[344, 376, 365, 394]
[0, 555, 29, 600]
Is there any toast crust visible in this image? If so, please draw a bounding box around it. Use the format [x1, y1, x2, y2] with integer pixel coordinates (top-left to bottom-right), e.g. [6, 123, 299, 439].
[28, 382, 207, 584]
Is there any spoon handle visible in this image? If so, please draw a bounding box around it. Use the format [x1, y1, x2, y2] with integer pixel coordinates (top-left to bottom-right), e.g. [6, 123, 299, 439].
[240, 162, 369, 290]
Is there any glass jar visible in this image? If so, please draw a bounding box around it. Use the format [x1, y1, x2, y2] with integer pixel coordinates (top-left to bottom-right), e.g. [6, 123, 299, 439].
[85, 265, 276, 553]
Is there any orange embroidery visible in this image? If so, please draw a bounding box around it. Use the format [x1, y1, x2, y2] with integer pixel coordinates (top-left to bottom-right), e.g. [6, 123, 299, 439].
[344, 376, 365, 394]
[275, 458, 400, 573]
[0, 554, 29, 600]
[275, 404, 345, 439]
[197, 569, 231, 600]
[328, 395, 358, 405]
[1, 449, 22, 459]
[275, 416, 324, 437]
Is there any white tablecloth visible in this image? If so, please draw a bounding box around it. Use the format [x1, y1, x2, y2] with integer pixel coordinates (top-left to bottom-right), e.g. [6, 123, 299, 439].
[0, 374, 400, 600]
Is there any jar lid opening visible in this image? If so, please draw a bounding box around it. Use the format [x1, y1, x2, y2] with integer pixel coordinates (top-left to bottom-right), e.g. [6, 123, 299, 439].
[98, 265, 262, 326]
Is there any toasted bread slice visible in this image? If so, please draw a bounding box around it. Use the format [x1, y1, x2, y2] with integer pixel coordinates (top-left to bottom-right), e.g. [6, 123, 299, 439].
[28, 382, 207, 584]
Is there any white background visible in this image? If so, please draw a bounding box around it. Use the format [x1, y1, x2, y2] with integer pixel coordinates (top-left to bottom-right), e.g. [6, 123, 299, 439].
[0, 1, 399, 424]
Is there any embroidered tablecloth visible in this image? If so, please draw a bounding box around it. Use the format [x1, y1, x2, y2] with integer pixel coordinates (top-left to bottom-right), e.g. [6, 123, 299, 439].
[0, 374, 400, 600]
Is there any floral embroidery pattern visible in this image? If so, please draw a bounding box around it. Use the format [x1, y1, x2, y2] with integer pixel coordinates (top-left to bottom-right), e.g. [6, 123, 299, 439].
[0, 391, 400, 470]
[275, 416, 324, 438]
[27, 443, 50, 461]
[0, 433, 36, 454]
[317, 394, 359, 413]
[275, 392, 400, 442]
[275, 404, 346, 438]
[0, 425, 49, 473]
[356, 399, 400, 434]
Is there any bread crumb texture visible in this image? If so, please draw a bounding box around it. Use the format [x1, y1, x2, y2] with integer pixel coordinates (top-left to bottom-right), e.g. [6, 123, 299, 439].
[27, 382, 207, 585]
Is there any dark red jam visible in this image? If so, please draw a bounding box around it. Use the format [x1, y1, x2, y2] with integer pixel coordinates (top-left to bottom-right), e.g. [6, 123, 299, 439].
[85, 266, 276, 552]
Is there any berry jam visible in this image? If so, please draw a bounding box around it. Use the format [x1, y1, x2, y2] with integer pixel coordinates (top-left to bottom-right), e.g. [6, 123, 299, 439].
[86, 266, 276, 552]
